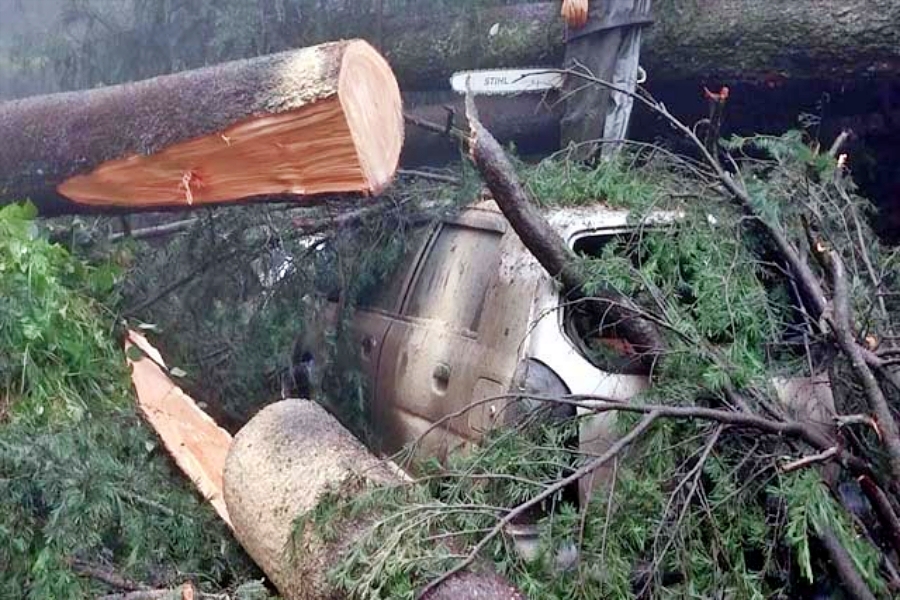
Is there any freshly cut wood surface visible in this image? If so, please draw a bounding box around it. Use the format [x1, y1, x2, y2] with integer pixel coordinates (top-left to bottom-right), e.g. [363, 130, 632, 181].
[126, 330, 233, 528]
[0, 39, 403, 215]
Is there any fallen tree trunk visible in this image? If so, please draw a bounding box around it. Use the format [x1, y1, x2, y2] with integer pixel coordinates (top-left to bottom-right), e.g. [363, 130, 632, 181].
[464, 94, 665, 367]
[0, 40, 402, 216]
[292, 0, 900, 90]
[223, 400, 524, 600]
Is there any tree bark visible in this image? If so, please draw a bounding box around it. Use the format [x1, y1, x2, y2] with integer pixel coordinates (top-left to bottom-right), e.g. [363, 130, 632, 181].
[293, 1, 900, 90]
[464, 95, 665, 367]
[223, 400, 524, 600]
[0, 40, 402, 216]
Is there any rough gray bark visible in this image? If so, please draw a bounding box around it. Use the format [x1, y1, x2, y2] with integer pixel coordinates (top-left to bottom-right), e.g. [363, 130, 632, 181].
[223, 400, 524, 600]
[465, 94, 665, 367]
[0, 40, 401, 215]
[302, 0, 900, 90]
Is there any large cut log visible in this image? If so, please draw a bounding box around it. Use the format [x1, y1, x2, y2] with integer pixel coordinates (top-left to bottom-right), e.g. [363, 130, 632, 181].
[288, 0, 900, 90]
[0, 40, 402, 216]
[223, 400, 523, 600]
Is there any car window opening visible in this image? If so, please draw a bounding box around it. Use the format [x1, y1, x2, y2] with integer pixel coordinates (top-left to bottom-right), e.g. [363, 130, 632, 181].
[568, 229, 818, 377]
[567, 232, 653, 376]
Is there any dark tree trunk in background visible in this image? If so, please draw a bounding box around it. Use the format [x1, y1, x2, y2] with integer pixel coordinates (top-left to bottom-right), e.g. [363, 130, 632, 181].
[0, 40, 403, 216]
[299, 0, 900, 90]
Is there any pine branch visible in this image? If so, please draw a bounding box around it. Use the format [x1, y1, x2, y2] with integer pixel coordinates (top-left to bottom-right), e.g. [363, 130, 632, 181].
[817, 528, 878, 600]
[417, 412, 660, 599]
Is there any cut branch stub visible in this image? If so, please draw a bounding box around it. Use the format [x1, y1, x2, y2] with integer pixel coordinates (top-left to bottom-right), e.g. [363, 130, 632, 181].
[0, 40, 403, 215]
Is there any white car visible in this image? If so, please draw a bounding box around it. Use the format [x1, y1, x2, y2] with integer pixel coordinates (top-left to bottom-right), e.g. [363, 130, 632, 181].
[292, 198, 834, 508]
[301, 199, 685, 499]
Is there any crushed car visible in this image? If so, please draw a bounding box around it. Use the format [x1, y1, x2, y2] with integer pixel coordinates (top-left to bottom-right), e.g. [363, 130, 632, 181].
[290, 199, 834, 502]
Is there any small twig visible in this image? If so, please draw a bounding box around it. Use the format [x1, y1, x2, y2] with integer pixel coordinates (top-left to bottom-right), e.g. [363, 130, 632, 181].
[779, 446, 839, 473]
[443, 105, 456, 135]
[404, 112, 466, 142]
[828, 129, 853, 158]
[597, 458, 618, 584]
[121, 490, 177, 518]
[836, 414, 880, 438]
[397, 169, 460, 185]
[417, 412, 660, 599]
[643, 426, 722, 595]
[109, 219, 199, 242]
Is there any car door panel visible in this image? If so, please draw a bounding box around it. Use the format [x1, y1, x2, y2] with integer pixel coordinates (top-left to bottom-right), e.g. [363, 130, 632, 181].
[373, 220, 508, 459]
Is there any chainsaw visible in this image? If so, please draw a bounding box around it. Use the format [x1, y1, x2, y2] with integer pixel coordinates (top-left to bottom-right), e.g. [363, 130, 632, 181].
[449, 68, 563, 96]
[449, 67, 647, 96]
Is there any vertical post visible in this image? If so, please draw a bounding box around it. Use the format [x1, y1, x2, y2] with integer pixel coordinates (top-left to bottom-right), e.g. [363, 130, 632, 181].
[560, 0, 653, 162]
[375, 0, 385, 51]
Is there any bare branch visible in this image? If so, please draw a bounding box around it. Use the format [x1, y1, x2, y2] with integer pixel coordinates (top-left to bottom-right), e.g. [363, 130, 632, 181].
[109, 218, 199, 242]
[71, 560, 148, 592]
[825, 247, 900, 484]
[397, 169, 461, 185]
[817, 527, 878, 600]
[828, 129, 853, 158]
[463, 88, 665, 368]
[779, 446, 840, 473]
[857, 474, 900, 559]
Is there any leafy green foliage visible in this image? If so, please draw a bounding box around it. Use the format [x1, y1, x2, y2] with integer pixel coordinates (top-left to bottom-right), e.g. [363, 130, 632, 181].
[0, 203, 262, 598]
[775, 471, 885, 595]
[523, 153, 661, 210]
[298, 133, 895, 598]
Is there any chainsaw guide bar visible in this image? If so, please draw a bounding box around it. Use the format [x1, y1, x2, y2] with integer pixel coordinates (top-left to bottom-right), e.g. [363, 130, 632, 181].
[449, 69, 564, 96]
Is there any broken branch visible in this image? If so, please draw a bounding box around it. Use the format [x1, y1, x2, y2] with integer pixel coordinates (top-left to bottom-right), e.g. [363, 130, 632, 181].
[463, 90, 665, 368]
[817, 527, 878, 600]
[779, 446, 840, 473]
[825, 247, 900, 484]
[417, 412, 660, 599]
